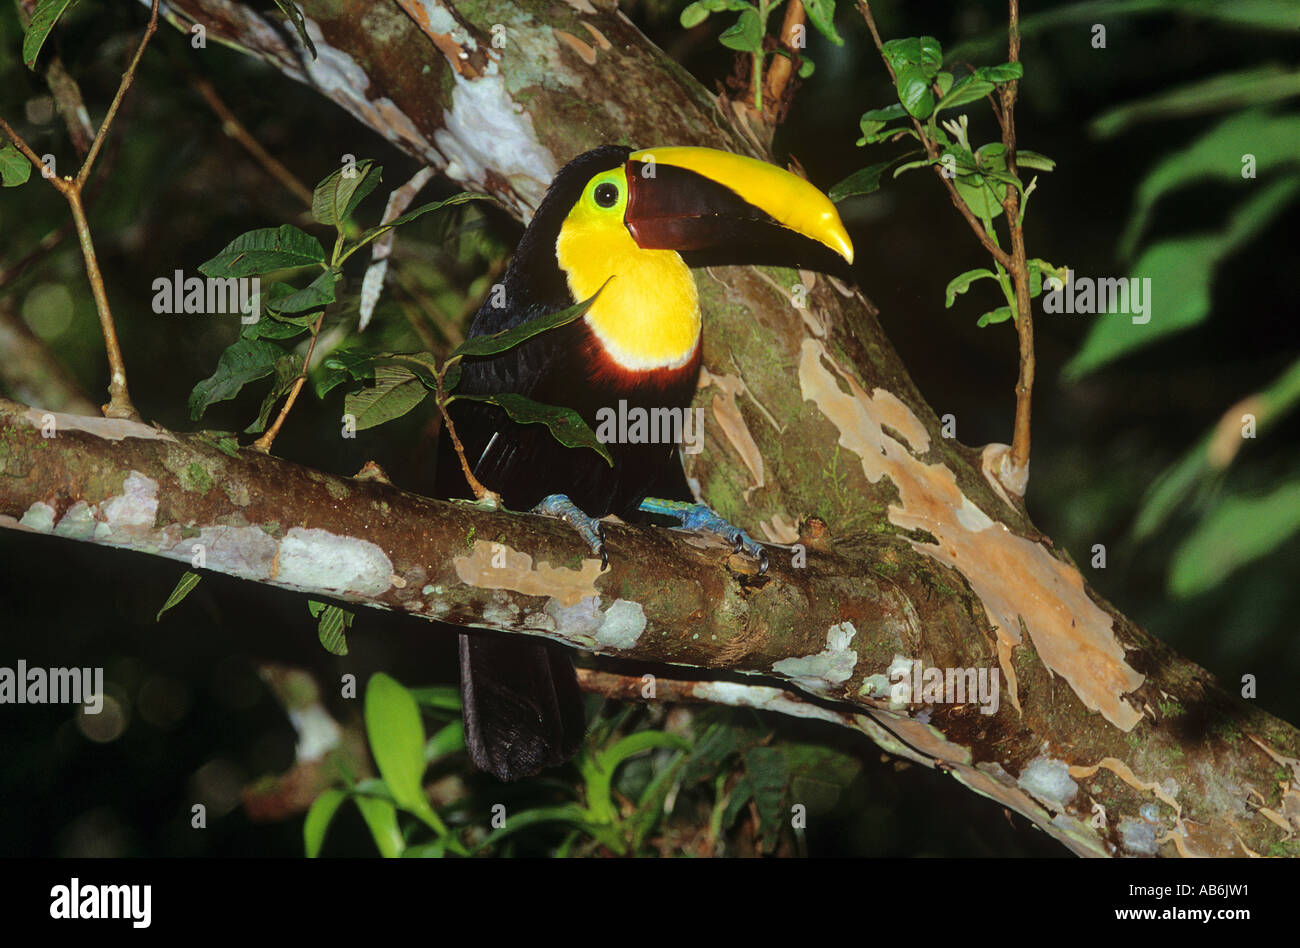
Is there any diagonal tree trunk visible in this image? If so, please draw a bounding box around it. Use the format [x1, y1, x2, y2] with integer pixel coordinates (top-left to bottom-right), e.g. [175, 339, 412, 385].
[2, 0, 1295, 857]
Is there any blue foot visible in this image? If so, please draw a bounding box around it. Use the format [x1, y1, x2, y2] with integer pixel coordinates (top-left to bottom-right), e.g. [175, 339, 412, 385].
[533, 494, 607, 570]
[638, 498, 768, 575]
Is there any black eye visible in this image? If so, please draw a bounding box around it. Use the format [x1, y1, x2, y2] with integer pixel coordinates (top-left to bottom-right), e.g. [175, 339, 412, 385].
[593, 182, 619, 208]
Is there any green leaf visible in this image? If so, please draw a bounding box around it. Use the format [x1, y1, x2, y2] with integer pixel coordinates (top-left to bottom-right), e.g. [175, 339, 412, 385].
[973, 62, 1023, 83]
[917, 36, 943, 71]
[802, 0, 843, 45]
[829, 160, 899, 202]
[952, 171, 1004, 225]
[935, 76, 995, 112]
[1066, 176, 1300, 378]
[242, 316, 310, 342]
[895, 64, 935, 119]
[0, 143, 31, 187]
[244, 353, 303, 435]
[364, 674, 431, 818]
[881, 36, 942, 77]
[1091, 66, 1300, 139]
[347, 192, 491, 261]
[371, 351, 442, 385]
[1133, 357, 1300, 543]
[1014, 150, 1056, 172]
[271, 0, 318, 59]
[469, 803, 600, 855]
[680, 1, 711, 28]
[353, 794, 403, 858]
[309, 601, 353, 656]
[597, 731, 691, 773]
[273, 269, 337, 314]
[892, 156, 936, 177]
[22, 0, 79, 69]
[316, 349, 375, 398]
[1026, 258, 1067, 299]
[344, 365, 429, 430]
[312, 160, 382, 229]
[424, 720, 465, 763]
[1169, 481, 1300, 598]
[453, 392, 613, 465]
[156, 571, 202, 621]
[976, 305, 1014, 327]
[450, 283, 607, 359]
[1115, 110, 1300, 259]
[199, 225, 326, 278]
[189, 338, 283, 421]
[719, 8, 765, 54]
[944, 268, 998, 307]
[303, 788, 346, 857]
[856, 104, 908, 145]
[797, 58, 815, 79]
[409, 686, 463, 711]
[679, 0, 750, 28]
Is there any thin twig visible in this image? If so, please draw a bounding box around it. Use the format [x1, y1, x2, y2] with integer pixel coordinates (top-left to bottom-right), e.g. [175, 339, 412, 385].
[76, 0, 160, 189]
[0, 0, 162, 420]
[435, 366, 499, 504]
[998, 0, 1034, 477]
[192, 76, 314, 208]
[251, 312, 325, 453]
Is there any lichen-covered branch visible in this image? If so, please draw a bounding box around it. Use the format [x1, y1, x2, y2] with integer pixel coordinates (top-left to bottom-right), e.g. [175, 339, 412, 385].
[3, 397, 1298, 857]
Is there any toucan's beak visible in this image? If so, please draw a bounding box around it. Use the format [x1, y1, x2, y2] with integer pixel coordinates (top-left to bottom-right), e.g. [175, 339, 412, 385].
[623, 146, 854, 279]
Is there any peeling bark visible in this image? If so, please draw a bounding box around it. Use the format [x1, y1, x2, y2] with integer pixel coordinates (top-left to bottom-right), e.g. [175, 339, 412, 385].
[3, 397, 1299, 857]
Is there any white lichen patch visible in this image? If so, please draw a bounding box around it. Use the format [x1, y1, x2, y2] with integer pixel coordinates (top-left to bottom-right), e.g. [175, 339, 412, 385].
[545, 596, 603, 643]
[18, 502, 56, 533]
[94, 471, 161, 542]
[434, 72, 557, 220]
[799, 338, 1144, 730]
[859, 673, 890, 699]
[772, 621, 858, 691]
[274, 527, 394, 596]
[1017, 755, 1079, 812]
[543, 596, 645, 648]
[694, 680, 859, 730]
[595, 599, 646, 648]
[52, 501, 95, 540]
[1118, 816, 1159, 855]
[454, 540, 603, 607]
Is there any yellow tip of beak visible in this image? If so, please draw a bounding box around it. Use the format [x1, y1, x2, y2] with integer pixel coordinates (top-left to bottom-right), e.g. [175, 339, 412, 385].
[630, 146, 854, 265]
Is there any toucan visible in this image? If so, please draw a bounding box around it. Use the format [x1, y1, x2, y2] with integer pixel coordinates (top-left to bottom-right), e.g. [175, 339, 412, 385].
[436, 145, 854, 781]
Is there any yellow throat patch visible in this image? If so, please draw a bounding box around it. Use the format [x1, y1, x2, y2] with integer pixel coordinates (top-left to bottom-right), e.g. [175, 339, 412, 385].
[555, 166, 701, 372]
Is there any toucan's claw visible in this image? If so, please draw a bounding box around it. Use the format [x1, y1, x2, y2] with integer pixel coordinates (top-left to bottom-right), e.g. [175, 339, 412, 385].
[638, 498, 767, 574]
[534, 494, 608, 570]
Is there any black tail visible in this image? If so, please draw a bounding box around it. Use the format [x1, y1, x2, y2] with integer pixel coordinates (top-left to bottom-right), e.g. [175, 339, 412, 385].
[458, 631, 587, 781]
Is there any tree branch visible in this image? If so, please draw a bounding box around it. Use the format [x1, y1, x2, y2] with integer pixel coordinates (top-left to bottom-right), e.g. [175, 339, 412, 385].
[2, 395, 1297, 857]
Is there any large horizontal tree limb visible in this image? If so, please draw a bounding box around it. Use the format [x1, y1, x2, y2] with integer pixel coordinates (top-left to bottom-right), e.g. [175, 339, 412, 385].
[2, 397, 1298, 858]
